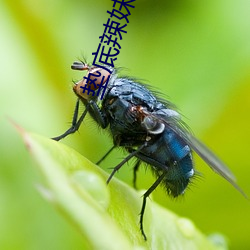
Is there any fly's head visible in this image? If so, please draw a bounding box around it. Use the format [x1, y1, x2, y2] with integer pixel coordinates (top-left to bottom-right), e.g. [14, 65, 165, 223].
[71, 61, 111, 100]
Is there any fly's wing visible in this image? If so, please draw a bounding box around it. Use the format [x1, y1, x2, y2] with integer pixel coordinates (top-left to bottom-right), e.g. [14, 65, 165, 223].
[183, 132, 248, 197]
[152, 109, 247, 198]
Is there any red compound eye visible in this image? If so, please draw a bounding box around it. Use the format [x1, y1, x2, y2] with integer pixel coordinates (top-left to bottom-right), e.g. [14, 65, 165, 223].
[72, 61, 111, 100]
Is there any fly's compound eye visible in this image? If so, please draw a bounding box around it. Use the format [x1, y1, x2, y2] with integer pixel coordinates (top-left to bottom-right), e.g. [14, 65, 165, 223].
[72, 62, 111, 100]
[142, 116, 165, 134]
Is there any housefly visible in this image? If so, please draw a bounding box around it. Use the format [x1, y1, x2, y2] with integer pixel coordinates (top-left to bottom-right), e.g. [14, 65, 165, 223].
[52, 61, 246, 240]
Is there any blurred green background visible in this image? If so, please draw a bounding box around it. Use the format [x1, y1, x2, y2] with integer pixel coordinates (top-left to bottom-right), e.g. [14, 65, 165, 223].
[0, 0, 250, 249]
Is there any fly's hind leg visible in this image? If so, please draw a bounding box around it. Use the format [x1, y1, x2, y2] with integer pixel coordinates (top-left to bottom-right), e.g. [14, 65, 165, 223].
[133, 160, 141, 189]
[140, 172, 166, 240]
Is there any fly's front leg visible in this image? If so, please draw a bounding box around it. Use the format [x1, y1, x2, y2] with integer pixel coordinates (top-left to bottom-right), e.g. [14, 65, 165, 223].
[52, 99, 108, 141]
[88, 100, 107, 129]
[52, 99, 89, 141]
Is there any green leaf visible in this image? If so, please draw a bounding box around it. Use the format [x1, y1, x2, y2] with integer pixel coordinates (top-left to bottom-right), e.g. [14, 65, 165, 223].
[19, 128, 226, 250]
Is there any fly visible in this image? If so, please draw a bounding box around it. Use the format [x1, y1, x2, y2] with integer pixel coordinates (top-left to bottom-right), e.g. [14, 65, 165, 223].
[52, 61, 247, 240]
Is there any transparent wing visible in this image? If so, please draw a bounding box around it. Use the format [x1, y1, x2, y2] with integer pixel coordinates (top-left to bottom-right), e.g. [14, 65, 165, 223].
[150, 110, 247, 198]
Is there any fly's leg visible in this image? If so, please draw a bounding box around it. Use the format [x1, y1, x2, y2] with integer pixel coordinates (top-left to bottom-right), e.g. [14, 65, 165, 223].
[88, 100, 107, 129]
[52, 99, 107, 141]
[107, 143, 146, 184]
[96, 145, 116, 165]
[133, 160, 141, 189]
[140, 172, 166, 240]
[52, 99, 88, 141]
